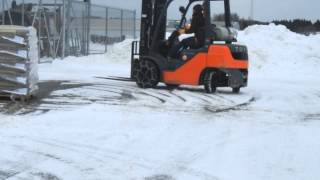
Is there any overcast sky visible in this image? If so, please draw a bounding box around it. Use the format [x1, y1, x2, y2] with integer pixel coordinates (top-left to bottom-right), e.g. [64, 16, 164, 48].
[92, 0, 319, 22]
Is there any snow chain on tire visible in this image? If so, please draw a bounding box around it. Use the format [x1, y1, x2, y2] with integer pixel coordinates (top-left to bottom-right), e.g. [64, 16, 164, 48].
[134, 60, 160, 88]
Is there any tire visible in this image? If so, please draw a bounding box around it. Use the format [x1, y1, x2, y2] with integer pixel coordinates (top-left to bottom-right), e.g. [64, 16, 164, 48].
[134, 60, 160, 88]
[204, 71, 216, 93]
[165, 84, 180, 90]
[232, 87, 240, 93]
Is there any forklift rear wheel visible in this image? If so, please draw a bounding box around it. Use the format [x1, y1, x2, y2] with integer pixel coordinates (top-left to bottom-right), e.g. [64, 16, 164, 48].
[232, 87, 241, 93]
[135, 60, 160, 88]
[204, 71, 216, 93]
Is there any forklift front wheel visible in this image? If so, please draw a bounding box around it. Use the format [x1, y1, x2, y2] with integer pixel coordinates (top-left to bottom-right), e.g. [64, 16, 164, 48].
[135, 60, 160, 88]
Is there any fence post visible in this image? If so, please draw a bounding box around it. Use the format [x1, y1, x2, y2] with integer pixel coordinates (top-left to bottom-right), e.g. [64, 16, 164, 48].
[38, 0, 43, 62]
[1, 0, 5, 25]
[120, 9, 123, 39]
[82, 6, 85, 55]
[53, 0, 57, 57]
[22, 0, 25, 26]
[66, 0, 71, 57]
[105, 7, 108, 53]
[62, 0, 66, 58]
[86, 0, 91, 55]
[133, 10, 136, 39]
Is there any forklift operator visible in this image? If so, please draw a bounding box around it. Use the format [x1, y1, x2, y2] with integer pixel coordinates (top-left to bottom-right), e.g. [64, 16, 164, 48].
[169, 4, 205, 58]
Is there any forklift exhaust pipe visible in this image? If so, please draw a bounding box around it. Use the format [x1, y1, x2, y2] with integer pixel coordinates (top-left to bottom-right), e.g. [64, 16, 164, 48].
[224, 0, 232, 27]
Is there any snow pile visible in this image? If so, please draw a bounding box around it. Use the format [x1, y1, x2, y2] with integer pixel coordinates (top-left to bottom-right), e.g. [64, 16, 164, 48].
[238, 24, 320, 77]
[39, 39, 133, 81]
[103, 39, 134, 64]
[89, 39, 134, 64]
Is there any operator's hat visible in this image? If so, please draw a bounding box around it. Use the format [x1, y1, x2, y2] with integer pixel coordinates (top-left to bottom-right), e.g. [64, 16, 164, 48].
[193, 4, 203, 14]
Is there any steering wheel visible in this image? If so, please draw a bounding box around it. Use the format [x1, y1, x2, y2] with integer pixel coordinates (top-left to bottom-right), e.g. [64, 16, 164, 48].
[167, 30, 180, 48]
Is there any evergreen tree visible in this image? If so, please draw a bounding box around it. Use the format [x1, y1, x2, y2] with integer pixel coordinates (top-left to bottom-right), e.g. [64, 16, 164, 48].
[314, 20, 320, 31]
[213, 13, 240, 21]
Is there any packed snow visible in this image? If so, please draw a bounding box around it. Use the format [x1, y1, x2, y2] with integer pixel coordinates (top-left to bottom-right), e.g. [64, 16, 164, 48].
[0, 24, 320, 180]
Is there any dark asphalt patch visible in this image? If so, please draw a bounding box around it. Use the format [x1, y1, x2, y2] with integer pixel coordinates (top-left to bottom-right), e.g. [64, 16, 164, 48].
[31, 172, 62, 180]
[303, 114, 320, 121]
[145, 174, 176, 180]
[0, 81, 93, 115]
[0, 170, 20, 179]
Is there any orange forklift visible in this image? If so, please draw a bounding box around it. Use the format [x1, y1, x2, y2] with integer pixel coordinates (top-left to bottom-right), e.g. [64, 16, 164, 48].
[131, 0, 249, 93]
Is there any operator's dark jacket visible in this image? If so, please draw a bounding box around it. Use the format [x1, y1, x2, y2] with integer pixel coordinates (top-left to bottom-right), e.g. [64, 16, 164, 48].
[185, 11, 205, 47]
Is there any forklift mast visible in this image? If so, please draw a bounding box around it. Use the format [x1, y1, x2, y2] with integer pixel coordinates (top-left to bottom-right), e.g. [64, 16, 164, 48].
[140, 0, 168, 55]
[138, 0, 232, 55]
[139, 0, 232, 51]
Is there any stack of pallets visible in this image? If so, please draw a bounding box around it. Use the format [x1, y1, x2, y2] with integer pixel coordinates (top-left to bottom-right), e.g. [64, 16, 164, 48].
[0, 26, 39, 100]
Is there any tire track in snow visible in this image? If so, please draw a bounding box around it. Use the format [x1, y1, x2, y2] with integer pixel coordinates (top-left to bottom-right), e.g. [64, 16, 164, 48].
[303, 114, 320, 121]
[185, 91, 213, 104]
[137, 91, 166, 103]
[1, 135, 221, 180]
[31, 172, 62, 180]
[0, 79, 255, 115]
[0, 139, 138, 179]
[0, 170, 21, 180]
[36, 137, 221, 180]
[168, 91, 187, 102]
[204, 97, 256, 113]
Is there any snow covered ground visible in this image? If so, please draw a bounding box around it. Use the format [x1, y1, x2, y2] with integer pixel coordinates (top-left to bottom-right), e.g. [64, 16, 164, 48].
[0, 24, 320, 180]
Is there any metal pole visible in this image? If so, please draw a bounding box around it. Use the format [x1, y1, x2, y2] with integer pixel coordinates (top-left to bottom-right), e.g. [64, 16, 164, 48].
[1, 0, 4, 25]
[133, 10, 136, 39]
[5, 0, 12, 25]
[86, 0, 91, 55]
[250, 0, 254, 20]
[82, 7, 85, 55]
[32, 0, 41, 26]
[105, 7, 108, 52]
[120, 9, 123, 39]
[66, 0, 71, 56]
[53, 0, 57, 58]
[62, 0, 66, 58]
[39, 0, 43, 61]
[42, 10, 53, 58]
[22, 0, 25, 26]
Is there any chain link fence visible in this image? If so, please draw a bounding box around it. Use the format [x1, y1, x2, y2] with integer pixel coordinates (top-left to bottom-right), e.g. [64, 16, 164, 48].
[89, 5, 136, 54]
[0, 0, 136, 59]
[67, 0, 89, 56]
